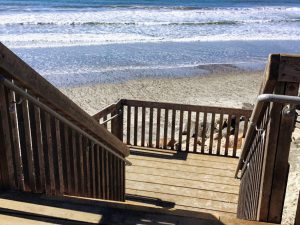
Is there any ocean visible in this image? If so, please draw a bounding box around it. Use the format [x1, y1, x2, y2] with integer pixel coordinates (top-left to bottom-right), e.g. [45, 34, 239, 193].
[1, 0, 300, 87]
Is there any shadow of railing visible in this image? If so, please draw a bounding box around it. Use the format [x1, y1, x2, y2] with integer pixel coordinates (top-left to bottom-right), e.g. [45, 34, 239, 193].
[130, 148, 188, 161]
[0, 191, 225, 225]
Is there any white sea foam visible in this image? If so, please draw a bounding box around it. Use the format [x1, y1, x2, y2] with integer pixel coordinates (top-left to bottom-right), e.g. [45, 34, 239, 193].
[1, 6, 300, 48]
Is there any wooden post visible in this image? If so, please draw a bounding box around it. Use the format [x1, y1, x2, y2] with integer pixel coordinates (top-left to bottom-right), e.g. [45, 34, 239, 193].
[111, 103, 123, 141]
[0, 83, 16, 189]
[295, 192, 300, 225]
[257, 55, 300, 223]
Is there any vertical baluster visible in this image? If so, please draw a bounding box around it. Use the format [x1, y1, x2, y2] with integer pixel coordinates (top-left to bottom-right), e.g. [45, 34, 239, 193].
[134, 106, 138, 146]
[103, 115, 107, 129]
[225, 114, 232, 156]
[141, 107, 146, 147]
[22, 98, 36, 192]
[55, 119, 64, 194]
[71, 130, 78, 195]
[201, 112, 207, 153]
[243, 116, 249, 137]
[105, 151, 110, 199]
[116, 158, 121, 200]
[126, 106, 131, 145]
[186, 111, 192, 151]
[7, 90, 24, 190]
[149, 107, 153, 147]
[178, 110, 183, 151]
[91, 143, 96, 198]
[0, 84, 16, 189]
[86, 140, 91, 197]
[28, 103, 39, 192]
[45, 113, 55, 195]
[64, 125, 72, 194]
[156, 108, 161, 148]
[163, 109, 169, 149]
[233, 115, 241, 157]
[209, 113, 215, 155]
[96, 145, 101, 198]
[217, 114, 224, 155]
[107, 152, 114, 200]
[171, 109, 176, 150]
[193, 111, 200, 152]
[78, 134, 85, 195]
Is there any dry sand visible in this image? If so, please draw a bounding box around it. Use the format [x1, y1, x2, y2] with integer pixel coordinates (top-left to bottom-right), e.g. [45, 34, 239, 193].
[61, 71, 262, 115]
[60, 70, 299, 225]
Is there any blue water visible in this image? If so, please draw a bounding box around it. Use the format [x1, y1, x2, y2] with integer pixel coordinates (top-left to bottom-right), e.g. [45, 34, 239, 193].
[1, 0, 300, 86]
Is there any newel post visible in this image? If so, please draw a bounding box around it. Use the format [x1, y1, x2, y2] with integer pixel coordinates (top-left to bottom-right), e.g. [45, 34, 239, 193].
[0, 80, 16, 190]
[257, 55, 300, 223]
[111, 100, 124, 142]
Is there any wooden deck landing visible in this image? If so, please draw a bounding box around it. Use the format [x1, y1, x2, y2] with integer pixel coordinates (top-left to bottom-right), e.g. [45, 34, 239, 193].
[126, 147, 240, 219]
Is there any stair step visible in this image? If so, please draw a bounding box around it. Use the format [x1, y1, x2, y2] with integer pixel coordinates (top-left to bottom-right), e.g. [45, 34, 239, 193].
[0, 191, 279, 225]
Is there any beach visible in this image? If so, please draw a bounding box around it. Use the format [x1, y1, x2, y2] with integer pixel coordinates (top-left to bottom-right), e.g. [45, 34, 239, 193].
[1, 0, 300, 223]
[61, 69, 262, 115]
[61, 69, 298, 225]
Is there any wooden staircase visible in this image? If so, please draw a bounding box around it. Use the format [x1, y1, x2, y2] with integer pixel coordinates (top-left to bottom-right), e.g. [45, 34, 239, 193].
[1, 43, 300, 224]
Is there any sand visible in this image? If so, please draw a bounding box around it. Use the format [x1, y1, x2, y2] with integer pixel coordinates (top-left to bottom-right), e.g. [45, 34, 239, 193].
[60, 70, 299, 225]
[61, 70, 262, 116]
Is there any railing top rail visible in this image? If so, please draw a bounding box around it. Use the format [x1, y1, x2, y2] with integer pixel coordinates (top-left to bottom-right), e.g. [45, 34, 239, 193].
[121, 99, 252, 117]
[0, 76, 132, 165]
[0, 42, 129, 157]
[235, 94, 300, 177]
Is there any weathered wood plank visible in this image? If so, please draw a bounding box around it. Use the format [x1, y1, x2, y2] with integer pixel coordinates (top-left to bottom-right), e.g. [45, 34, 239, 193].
[71, 130, 78, 195]
[267, 82, 299, 223]
[78, 134, 84, 195]
[45, 113, 55, 195]
[96, 145, 101, 198]
[22, 98, 36, 192]
[63, 125, 72, 195]
[278, 55, 300, 82]
[7, 89, 23, 190]
[123, 99, 252, 117]
[55, 119, 64, 195]
[0, 84, 16, 189]
[91, 143, 96, 198]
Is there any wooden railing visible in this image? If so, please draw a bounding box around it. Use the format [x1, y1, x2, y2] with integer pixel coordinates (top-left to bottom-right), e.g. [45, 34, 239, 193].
[236, 54, 300, 223]
[0, 43, 129, 201]
[94, 99, 252, 158]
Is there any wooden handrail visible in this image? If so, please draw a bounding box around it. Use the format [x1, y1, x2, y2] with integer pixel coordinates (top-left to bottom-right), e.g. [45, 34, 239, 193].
[236, 54, 300, 223]
[0, 77, 131, 165]
[0, 43, 129, 157]
[121, 99, 252, 116]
